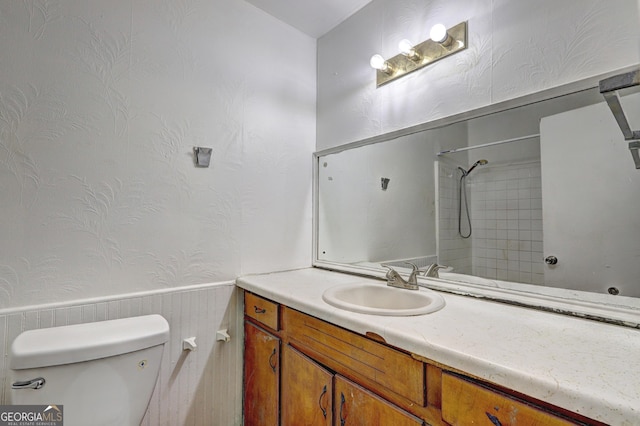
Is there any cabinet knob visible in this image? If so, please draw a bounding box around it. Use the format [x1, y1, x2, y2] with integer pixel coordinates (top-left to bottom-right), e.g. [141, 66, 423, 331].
[545, 256, 558, 265]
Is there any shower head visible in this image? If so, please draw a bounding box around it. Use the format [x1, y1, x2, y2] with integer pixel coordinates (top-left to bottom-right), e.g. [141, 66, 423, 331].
[460, 159, 489, 176]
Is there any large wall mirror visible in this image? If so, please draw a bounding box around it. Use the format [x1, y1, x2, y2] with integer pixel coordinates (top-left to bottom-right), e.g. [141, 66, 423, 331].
[314, 68, 640, 327]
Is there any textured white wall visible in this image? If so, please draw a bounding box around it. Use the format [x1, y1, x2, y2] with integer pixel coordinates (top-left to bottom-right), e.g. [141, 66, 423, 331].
[317, 0, 640, 150]
[0, 0, 316, 309]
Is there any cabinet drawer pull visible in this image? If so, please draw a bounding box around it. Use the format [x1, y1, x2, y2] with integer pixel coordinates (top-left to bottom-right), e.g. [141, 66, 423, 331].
[339, 392, 346, 425]
[318, 385, 328, 418]
[268, 348, 277, 372]
[486, 412, 503, 426]
[254, 305, 267, 314]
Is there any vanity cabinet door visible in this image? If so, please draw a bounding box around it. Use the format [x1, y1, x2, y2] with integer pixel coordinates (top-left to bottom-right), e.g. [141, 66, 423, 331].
[335, 375, 424, 426]
[441, 373, 576, 426]
[281, 345, 333, 426]
[244, 321, 280, 426]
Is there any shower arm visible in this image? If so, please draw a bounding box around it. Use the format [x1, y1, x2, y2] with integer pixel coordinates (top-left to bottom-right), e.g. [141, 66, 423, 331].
[599, 69, 640, 169]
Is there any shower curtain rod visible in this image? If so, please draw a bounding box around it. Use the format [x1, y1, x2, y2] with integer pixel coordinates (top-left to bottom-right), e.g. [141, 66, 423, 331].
[437, 133, 540, 156]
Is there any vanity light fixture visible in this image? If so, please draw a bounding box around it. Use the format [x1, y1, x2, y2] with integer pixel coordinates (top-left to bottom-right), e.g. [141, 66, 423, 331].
[370, 21, 468, 87]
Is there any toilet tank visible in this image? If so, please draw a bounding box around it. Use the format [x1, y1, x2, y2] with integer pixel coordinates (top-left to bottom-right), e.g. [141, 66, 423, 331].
[9, 315, 170, 426]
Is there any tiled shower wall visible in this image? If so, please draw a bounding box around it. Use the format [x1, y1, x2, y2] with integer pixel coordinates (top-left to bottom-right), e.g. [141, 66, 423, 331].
[0, 283, 242, 426]
[438, 161, 544, 285]
[470, 162, 544, 284]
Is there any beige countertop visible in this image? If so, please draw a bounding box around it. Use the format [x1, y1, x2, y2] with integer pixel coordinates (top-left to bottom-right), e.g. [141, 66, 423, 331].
[237, 267, 640, 425]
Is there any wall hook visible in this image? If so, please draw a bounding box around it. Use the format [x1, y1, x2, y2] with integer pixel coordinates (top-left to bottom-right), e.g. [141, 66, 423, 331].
[193, 147, 212, 167]
[381, 177, 390, 190]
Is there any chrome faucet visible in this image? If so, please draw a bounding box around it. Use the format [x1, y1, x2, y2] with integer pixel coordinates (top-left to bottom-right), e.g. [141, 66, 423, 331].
[422, 263, 446, 278]
[381, 263, 420, 290]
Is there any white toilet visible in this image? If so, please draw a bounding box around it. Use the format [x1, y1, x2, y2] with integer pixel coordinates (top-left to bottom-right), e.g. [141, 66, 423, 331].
[9, 314, 170, 426]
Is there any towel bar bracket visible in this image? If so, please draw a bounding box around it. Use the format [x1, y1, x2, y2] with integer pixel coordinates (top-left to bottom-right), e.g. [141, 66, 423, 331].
[599, 69, 640, 169]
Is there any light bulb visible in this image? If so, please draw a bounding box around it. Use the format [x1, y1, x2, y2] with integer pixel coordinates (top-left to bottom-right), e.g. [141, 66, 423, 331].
[370, 54, 386, 70]
[430, 24, 448, 43]
[398, 39, 415, 56]
[370, 54, 393, 75]
[399, 39, 421, 61]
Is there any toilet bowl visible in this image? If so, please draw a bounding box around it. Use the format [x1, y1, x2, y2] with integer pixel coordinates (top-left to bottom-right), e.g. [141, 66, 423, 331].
[9, 315, 170, 426]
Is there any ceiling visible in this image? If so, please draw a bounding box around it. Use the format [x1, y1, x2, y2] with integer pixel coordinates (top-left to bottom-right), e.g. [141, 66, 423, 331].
[244, 0, 372, 38]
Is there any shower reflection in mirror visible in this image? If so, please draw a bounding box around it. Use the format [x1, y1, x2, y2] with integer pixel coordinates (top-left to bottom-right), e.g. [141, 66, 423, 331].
[436, 133, 542, 283]
[457, 159, 488, 238]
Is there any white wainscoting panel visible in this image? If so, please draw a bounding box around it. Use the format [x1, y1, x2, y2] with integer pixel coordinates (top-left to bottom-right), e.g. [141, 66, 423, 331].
[0, 282, 242, 426]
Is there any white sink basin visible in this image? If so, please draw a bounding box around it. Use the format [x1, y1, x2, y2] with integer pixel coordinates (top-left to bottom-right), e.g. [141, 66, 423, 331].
[322, 283, 445, 316]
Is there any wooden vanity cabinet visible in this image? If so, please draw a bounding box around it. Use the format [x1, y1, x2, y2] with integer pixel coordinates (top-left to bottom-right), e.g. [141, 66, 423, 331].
[441, 373, 577, 426]
[281, 345, 332, 426]
[281, 344, 423, 426]
[282, 307, 425, 406]
[245, 291, 279, 330]
[243, 291, 602, 426]
[243, 321, 280, 426]
[243, 293, 281, 426]
[335, 375, 423, 426]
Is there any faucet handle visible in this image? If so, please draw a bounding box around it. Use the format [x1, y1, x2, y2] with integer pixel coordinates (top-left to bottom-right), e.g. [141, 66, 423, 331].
[380, 263, 397, 277]
[403, 262, 419, 284]
[381, 264, 401, 286]
[403, 262, 418, 271]
[421, 263, 448, 278]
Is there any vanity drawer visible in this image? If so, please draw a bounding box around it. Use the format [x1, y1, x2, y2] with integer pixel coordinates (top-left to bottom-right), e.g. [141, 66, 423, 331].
[282, 307, 425, 406]
[441, 373, 575, 425]
[245, 292, 279, 330]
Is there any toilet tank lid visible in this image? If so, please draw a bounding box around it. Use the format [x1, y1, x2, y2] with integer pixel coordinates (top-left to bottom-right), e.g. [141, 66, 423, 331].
[10, 315, 170, 370]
